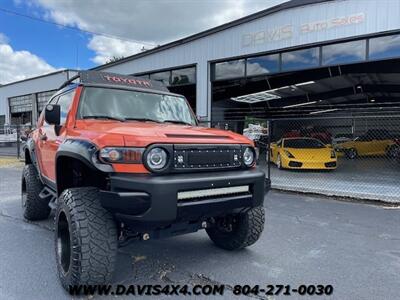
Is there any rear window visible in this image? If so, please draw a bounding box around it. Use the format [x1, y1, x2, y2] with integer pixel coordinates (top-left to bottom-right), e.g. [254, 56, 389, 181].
[284, 139, 326, 149]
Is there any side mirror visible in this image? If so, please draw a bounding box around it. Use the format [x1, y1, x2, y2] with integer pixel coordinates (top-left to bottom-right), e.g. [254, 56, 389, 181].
[44, 104, 60, 125]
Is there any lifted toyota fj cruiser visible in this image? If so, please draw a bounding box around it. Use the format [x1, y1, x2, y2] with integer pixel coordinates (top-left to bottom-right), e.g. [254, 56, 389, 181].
[22, 71, 269, 290]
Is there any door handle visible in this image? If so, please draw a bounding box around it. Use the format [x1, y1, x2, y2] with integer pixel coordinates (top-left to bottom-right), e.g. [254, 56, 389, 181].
[39, 133, 47, 141]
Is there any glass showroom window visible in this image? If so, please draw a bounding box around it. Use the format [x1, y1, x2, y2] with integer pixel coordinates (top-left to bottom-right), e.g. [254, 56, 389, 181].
[246, 54, 279, 76]
[213, 59, 245, 80]
[322, 40, 366, 66]
[281, 48, 319, 71]
[150, 71, 171, 86]
[37, 90, 56, 112]
[171, 67, 196, 85]
[369, 34, 400, 60]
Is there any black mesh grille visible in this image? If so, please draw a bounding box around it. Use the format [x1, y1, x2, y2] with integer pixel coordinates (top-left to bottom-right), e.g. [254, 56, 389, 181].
[173, 144, 242, 171]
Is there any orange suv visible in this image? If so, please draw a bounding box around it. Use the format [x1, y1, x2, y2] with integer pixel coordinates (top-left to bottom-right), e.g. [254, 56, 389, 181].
[22, 71, 268, 290]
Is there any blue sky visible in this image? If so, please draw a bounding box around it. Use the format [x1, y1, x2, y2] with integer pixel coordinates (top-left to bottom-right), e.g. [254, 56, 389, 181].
[0, 0, 282, 84]
[0, 0, 94, 70]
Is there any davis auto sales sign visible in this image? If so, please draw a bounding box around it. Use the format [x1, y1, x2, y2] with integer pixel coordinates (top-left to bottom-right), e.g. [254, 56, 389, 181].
[241, 13, 365, 48]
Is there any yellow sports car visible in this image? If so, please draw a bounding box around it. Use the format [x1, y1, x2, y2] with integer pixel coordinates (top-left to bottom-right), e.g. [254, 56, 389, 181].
[270, 137, 337, 170]
[335, 135, 398, 159]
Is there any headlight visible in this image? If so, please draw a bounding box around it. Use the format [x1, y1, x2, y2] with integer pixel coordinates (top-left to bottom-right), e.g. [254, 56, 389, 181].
[284, 150, 295, 158]
[99, 147, 144, 163]
[243, 147, 255, 167]
[331, 150, 336, 158]
[146, 147, 168, 170]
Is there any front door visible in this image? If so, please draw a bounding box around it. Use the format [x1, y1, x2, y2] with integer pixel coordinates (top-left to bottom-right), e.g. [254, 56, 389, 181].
[37, 90, 75, 181]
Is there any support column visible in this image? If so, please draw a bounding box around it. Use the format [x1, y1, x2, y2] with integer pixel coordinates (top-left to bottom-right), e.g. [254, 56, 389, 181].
[31, 93, 38, 127]
[195, 61, 211, 124]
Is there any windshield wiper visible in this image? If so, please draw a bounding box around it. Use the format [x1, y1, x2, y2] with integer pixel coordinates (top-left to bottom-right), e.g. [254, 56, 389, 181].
[82, 115, 125, 122]
[124, 117, 162, 123]
[162, 119, 193, 126]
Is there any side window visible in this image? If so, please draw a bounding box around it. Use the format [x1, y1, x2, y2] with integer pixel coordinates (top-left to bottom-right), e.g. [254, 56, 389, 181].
[57, 91, 75, 125]
[358, 136, 370, 142]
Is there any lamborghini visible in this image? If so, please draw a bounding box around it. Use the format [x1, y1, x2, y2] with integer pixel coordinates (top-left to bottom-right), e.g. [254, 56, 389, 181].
[270, 137, 337, 170]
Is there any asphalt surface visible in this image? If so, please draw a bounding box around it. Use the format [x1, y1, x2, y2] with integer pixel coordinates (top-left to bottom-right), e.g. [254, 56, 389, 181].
[0, 165, 399, 300]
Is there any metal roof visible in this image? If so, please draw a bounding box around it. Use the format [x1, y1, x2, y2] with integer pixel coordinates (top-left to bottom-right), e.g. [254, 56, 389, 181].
[0, 69, 79, 88]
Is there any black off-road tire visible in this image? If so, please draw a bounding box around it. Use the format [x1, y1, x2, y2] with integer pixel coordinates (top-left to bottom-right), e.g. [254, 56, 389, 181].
[206, 206, 265, 250]
[55, 187, 118, 290]
[22, 164, 51, 220]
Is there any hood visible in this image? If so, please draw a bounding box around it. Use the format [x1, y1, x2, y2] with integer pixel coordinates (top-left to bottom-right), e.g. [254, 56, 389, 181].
[73, 120, 252, 147]
[285, 147, 333, 160]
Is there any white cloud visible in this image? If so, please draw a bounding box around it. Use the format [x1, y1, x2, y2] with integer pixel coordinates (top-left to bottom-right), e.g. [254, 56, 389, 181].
[0, 33, 57, 84]
[88, 36, 150, 64]
[0, 33, 9, 44]
[31, 0, 286, 64]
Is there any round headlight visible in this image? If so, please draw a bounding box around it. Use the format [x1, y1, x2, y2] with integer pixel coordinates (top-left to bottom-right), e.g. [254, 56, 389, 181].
[146, 147, 168, 170]
[243, 147, 255, 167]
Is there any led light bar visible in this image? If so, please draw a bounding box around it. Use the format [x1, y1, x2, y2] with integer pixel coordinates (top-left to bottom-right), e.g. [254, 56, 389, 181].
[177, 185, 250, 200]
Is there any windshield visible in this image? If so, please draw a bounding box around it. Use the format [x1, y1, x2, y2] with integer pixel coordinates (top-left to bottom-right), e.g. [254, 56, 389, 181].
[284, 138, 326, 149]
[78, 87, 197, 125]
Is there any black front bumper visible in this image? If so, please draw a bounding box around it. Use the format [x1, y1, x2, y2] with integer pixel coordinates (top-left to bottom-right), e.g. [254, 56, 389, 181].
[99, 168, 269, 227]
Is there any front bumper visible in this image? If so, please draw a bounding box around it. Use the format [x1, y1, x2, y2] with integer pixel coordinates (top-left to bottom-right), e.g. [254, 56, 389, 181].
[99, 168, 268, 227]
[284, 159, 337, 169]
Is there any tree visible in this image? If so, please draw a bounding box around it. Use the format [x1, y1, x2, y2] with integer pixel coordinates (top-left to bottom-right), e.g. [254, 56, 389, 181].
[106, 56, 124, 63]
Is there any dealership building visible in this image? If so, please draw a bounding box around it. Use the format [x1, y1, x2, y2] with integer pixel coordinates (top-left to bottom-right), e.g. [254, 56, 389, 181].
[1, 0, 400, 201]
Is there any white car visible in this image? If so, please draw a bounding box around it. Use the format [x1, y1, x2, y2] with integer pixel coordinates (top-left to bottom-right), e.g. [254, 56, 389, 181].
[332, 134, 353, 146]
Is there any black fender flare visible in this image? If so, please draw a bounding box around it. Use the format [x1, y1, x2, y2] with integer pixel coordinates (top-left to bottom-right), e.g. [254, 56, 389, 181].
[24, 137, 39, 170]
[55, 139, 113, 188]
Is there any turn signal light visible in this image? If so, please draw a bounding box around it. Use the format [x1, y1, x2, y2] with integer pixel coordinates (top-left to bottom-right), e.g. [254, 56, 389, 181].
[99, 147, 144, 164]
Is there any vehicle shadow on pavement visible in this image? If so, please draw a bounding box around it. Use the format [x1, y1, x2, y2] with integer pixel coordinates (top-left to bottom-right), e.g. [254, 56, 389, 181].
[112, 232, 264, 287]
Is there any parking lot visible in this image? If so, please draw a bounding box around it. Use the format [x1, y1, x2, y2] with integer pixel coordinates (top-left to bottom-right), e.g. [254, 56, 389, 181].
[1, 164, 399, 299]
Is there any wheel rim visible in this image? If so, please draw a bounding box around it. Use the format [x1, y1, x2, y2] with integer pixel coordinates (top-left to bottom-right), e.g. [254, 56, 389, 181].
[348, 149, 356, 159]
[387, 146, 399, 158]
[57, 211, 71, 275]
[215, 215, 238, 233]
[21, 179, 27, 208]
